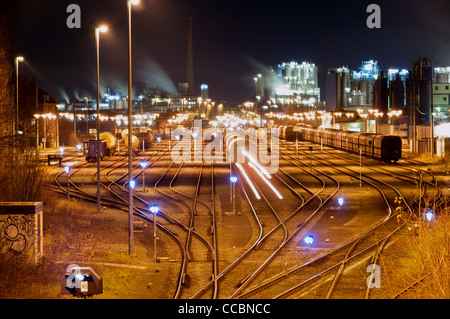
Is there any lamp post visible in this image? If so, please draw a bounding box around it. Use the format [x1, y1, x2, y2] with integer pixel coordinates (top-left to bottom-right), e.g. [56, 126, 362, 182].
[64, 165, 71, 200]
[127, 0, 139, 255]
[359, 148, 362, 188]
[96, 25, 108, 215]
[425, 209, 434, 222]
[34, 113, 53, 152]
[140, 161, 148, 192]
[34, 114, 40, 158]
[304, 235, 314, 251]
[150, 204, 159, 262]
[338, 196, 344, 211]
[43, 114, 48, 151]
[15, 56, 24, 137]
[230, 176, 238, 215]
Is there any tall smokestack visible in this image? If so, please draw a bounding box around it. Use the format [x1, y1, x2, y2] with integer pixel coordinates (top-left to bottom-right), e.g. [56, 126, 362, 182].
[187, 17, 194, 96]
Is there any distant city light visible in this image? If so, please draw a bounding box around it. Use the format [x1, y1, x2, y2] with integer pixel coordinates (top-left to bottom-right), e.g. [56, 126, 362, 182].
[230, 176, 238, 184]
[140, 161, 148, 168]
[338, 197, 344, 206]
[129, 180, 135, 189]
[425, 210, 434, 221]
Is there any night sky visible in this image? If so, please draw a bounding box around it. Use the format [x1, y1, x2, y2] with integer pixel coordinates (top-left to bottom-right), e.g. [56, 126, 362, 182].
[4, 0, 450, 105]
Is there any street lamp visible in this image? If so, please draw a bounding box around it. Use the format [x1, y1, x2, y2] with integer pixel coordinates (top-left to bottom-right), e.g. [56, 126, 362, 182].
[230, 176, 238, 215]
[304, 235, 314, 250]
[150, 204, 159, 262]
[64, 165, 71, 200]
[359, 148, 362, 188]
[425, 209, 434, 222]
[127, 0, 139, 255]
[15, 56, 24, 137]
[33, 114, 40, 157]
[140, 161, 148, 192]
[129, 179, 136, 190]
[338, 196, 344, 208]
[96, 25, 108, 216]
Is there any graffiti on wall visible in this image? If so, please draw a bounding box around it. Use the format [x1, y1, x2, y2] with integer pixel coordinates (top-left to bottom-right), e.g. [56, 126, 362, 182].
[0, 215, 35, 256]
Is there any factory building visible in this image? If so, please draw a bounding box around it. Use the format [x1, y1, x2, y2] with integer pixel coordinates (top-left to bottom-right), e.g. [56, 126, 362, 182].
[200, 84, 209, 100]
[326, 60, 379, 112]
[254, 61, 321, 112]
[433, 67, 450, 122]
[326, 66, 351, 111]
[411, 56, 433, 125]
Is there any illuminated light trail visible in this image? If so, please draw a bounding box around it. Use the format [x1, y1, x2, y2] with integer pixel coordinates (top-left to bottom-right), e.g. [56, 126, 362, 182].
[248, 162, 283, 199]
[235, 163, 261, 200]
[241, 150, 271, 179]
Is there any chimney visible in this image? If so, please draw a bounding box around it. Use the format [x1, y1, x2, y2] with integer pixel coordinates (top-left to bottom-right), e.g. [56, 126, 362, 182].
[187, 17, 194, 96]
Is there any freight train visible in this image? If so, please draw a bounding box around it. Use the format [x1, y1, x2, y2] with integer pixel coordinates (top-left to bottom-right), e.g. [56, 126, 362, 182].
[83, 129, 157, 161]
[278, 125, 402, 163]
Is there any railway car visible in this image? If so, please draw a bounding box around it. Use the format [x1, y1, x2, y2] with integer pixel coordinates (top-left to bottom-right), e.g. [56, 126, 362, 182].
[138, 130, 156, 150]
[282, 125, 402, 163]
[83, 139, 108, 162]
[373, 135, 402, 162]
[123, 134, 141, 155]
[121, 129, 141, 155]
[282, 126, 296, 141]
[99, 132, 117, 155]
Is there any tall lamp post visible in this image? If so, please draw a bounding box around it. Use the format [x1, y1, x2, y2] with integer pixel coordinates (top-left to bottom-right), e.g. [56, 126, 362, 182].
[96, 25, 108, 215]
[150, 204, 159, 262]
[128, 0, 139, 255]
[15, 56, 24, 136]
[33, 114, 40, 158]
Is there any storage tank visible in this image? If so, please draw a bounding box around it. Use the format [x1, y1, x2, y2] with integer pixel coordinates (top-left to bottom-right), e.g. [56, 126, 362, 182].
[99, 132, 117, 150]
[390, 79, 404, 111]
[121, 129, 129, 140]
[124, 135, 140, 150]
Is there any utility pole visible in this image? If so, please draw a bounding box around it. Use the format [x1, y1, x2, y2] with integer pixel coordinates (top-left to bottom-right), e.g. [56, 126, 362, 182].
[127, 0, 136, 255]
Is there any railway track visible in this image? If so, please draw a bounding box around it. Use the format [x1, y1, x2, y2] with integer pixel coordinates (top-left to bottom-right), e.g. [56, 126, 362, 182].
[276, 140, 415, 298]
[54, 144, 192, 298]
[224, 139, 413, 299]
[50, 132, 439, 299]
[189, 140, 341, 299]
